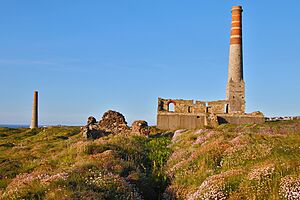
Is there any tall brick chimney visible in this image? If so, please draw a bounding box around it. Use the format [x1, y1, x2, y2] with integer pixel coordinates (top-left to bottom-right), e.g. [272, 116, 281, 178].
[30, 91, 38, 129]
[226, 6, 245, 114]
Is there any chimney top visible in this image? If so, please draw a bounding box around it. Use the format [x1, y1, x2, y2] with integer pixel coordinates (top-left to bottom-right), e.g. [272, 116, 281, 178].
[232, 6, 243, 12]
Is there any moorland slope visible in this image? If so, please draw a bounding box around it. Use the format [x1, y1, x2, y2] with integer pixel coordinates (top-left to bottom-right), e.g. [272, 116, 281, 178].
[0, 120, 299, 199]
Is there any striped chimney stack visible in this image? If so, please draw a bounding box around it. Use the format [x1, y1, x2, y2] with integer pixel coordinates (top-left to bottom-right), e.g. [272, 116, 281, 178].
[228, 5, 243, 83]
[226, 6, 245, 113]
[30, 91, 38, 129]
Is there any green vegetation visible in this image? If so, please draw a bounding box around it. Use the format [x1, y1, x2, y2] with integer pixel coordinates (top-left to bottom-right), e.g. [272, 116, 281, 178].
[165, 120, 300, 199]
[0, 120, 299, 199]
[0, 126, 171, 200]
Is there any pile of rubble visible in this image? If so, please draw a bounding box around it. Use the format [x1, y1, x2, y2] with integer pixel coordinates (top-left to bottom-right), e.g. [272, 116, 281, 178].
[98, 110, 129, 133]
[81, 110, 149, 139]
[81, 116, 109, 139]
[131, 120, 149, 136]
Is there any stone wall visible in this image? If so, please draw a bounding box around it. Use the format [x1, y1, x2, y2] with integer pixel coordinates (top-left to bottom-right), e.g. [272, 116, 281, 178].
[157, 97, 264, 130]
[158, 98, 198, 113]
[217, 114, 265, 125]
[207, 100, 228, 114]
[157, 112, 265, 130]
[157, 113, 206, 130]
[158, 98, 229, 115]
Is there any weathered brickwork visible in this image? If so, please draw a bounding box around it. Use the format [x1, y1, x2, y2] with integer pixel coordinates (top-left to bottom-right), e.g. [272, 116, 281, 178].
[157, 6, 264, 130]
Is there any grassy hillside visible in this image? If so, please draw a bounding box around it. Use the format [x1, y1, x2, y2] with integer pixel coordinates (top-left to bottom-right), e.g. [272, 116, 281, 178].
[0, 126, 171, 199]
[0, 120, 299, 199]
[164, 120, 300, 199]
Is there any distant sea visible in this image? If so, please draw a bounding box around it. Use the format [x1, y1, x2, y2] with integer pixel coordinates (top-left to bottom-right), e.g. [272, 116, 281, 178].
[0, 124, 29, 128]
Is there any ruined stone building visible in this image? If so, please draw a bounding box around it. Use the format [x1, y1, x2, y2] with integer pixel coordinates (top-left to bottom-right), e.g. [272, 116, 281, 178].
[157, 6, 264, 130]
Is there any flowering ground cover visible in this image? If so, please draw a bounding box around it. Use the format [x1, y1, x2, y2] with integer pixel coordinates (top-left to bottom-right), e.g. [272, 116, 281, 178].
[0, 119, 299, 199]
[164, 120, 300, 199]
[0, 126, 171, 199]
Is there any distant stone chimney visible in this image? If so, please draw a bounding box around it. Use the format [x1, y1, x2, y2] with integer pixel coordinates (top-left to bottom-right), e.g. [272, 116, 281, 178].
[226, 6, 245, 114]
[30, 91, 38, 129]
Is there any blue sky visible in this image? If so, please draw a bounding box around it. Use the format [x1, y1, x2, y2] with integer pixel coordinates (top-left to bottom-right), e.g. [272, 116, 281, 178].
[0, 1, 299, 125]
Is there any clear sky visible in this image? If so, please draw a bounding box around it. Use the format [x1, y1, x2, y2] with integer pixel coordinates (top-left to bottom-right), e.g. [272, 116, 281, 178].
[0, 1, 299, 126]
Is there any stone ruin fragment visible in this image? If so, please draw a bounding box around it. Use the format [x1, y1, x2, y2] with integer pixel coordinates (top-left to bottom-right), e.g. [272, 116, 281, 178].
[98, 110, 130, 134]
[81, 110, 149, 139]
[81, 110, 130, 139]
[81, 116, 108, 139]
[131, 120, 149, 136]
